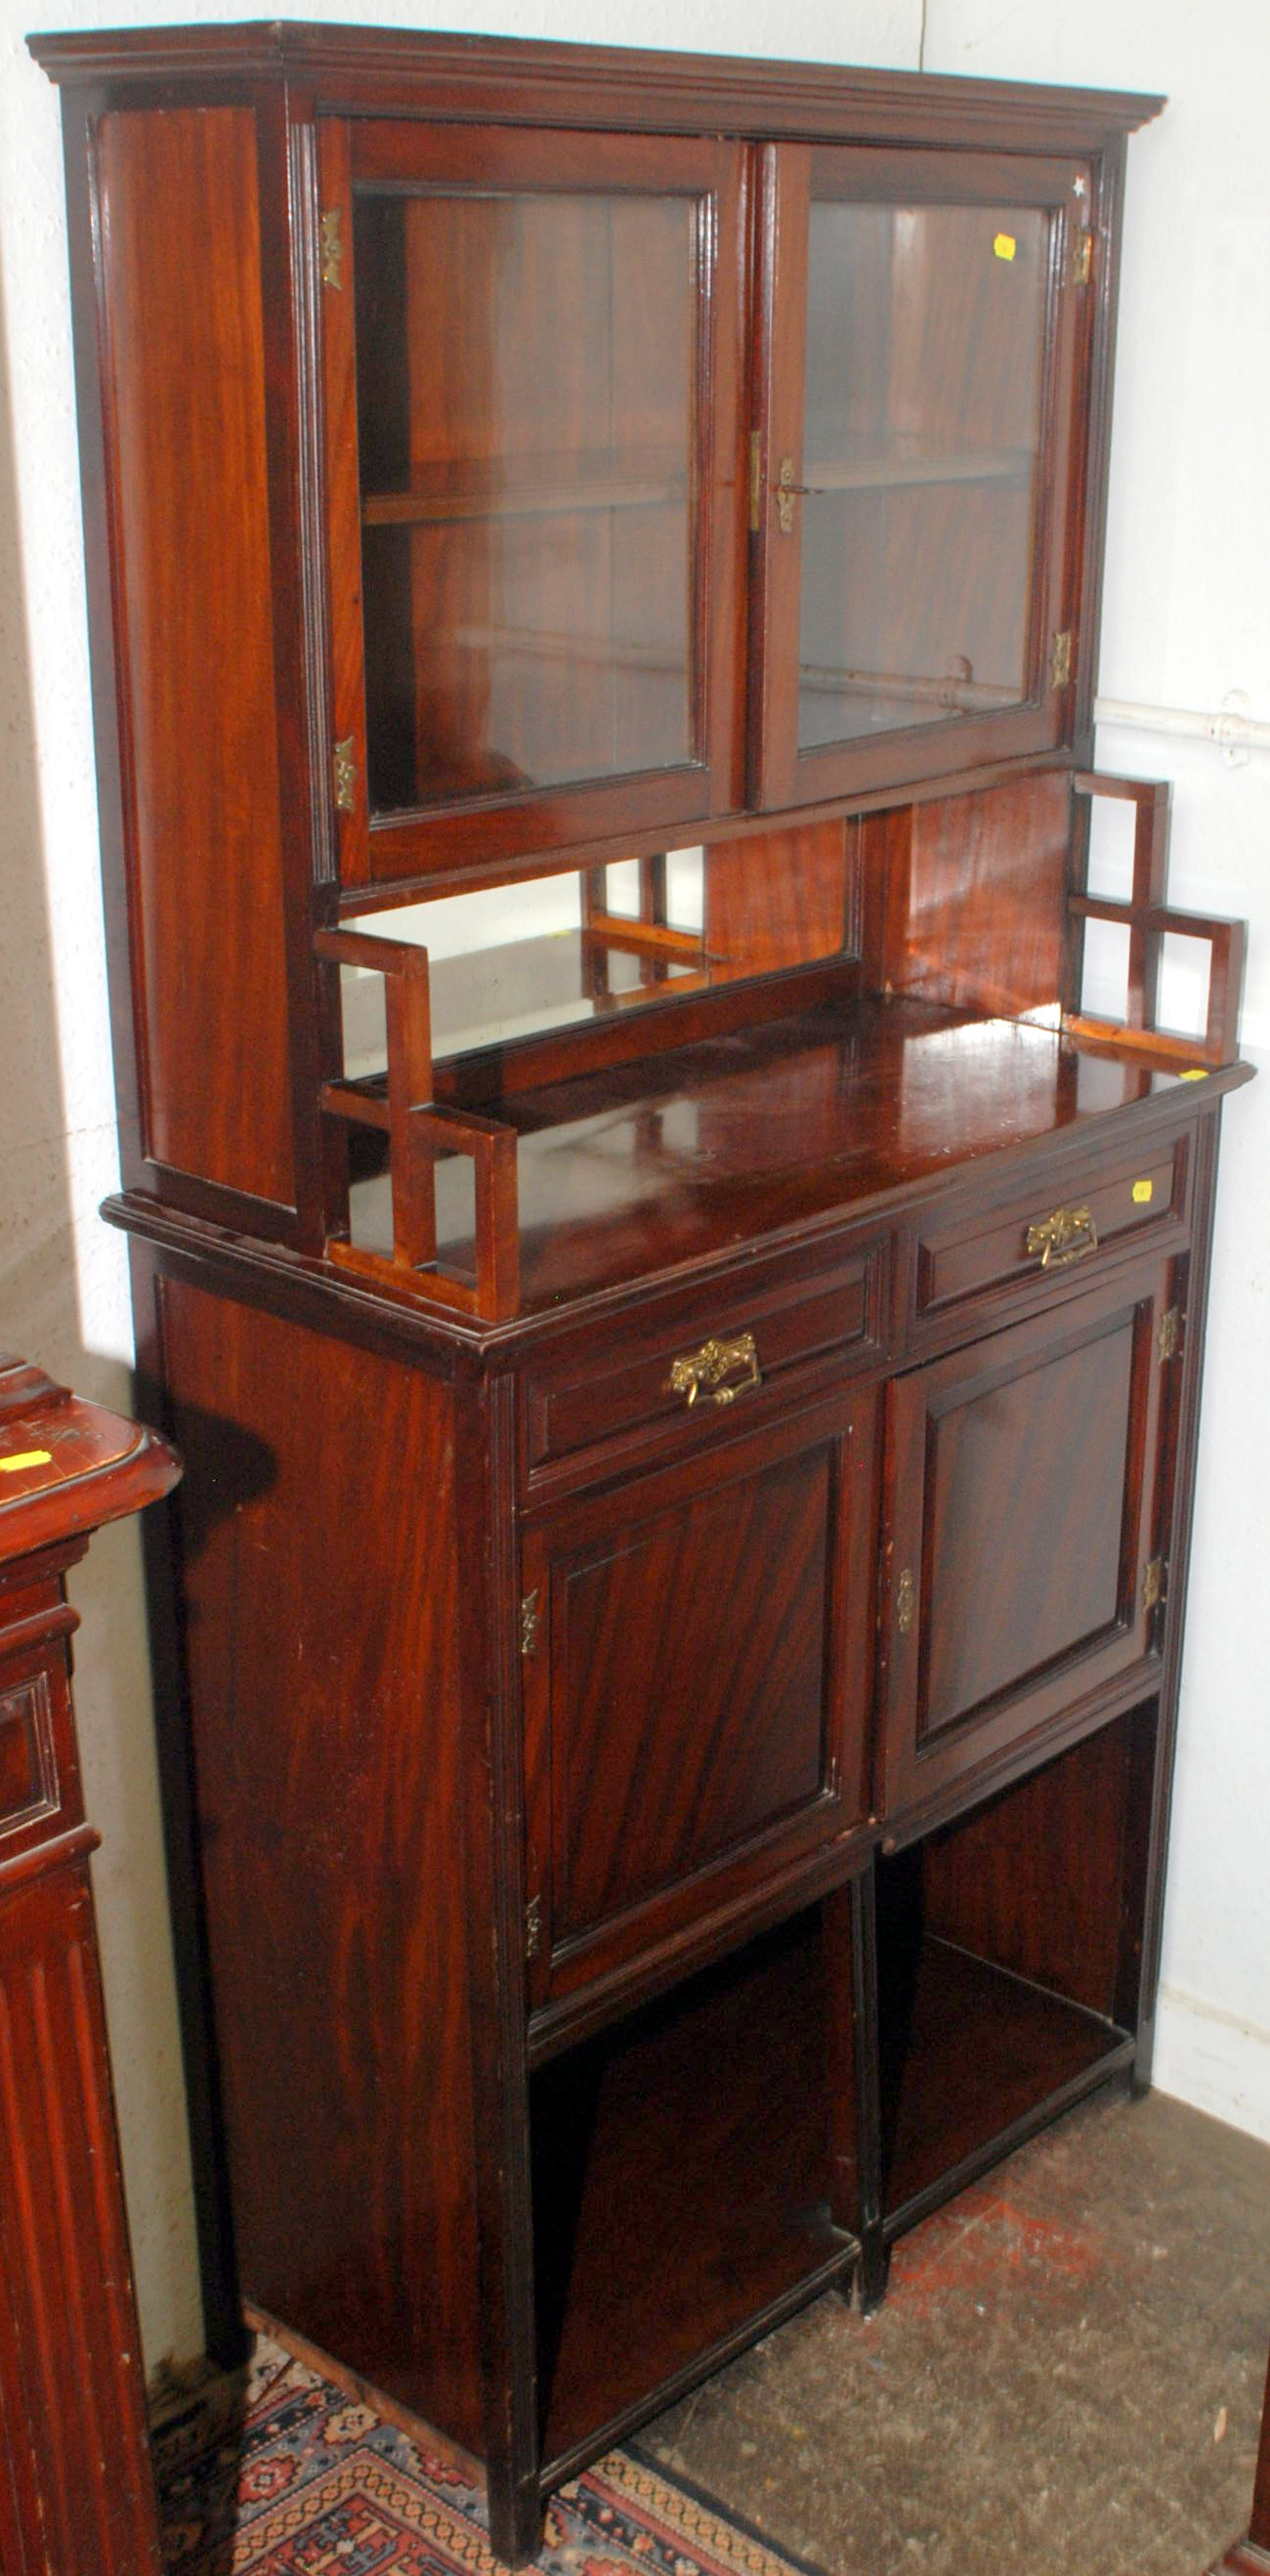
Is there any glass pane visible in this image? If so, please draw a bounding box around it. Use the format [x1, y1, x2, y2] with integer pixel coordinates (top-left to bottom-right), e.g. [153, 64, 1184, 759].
[798, 199, 1047, 752]
[353, 188, 698, 814]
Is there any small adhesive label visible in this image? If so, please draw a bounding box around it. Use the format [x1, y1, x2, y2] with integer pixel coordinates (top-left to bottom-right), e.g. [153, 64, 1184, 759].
[1131, 1179, 1154, 1204]
[0, 1450, 53, 1475]
[994, 232, 1017, 261]
[1179, 1067, 1208, 1080]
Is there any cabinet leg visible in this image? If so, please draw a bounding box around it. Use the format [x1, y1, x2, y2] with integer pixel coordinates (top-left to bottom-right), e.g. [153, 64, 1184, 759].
[487, 2469, 544, 2570]
[853, 2226, 891, 2314]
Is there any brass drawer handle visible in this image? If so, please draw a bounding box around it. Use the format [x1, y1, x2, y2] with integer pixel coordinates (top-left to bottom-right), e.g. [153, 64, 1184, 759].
[668, 1330, 762, 1410]
[1025, 1204, 1099, 1270]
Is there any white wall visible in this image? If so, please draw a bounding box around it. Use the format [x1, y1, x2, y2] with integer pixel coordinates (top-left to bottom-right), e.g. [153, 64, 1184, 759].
[924, 0, 1270, 2155]
[1, 0, 1264, 2375]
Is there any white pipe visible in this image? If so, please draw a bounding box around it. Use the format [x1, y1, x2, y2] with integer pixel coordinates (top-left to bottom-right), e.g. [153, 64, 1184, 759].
[1094, 693, 1270, 757]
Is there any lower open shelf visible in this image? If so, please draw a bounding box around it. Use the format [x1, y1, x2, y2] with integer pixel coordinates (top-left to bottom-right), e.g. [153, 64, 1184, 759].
[879, 1931, 1134, 2232]
[530, 1908, 852, 2475]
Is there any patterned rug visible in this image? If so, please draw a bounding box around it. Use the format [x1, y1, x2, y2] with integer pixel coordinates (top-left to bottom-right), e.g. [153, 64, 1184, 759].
[152, 2328, 818, 2576]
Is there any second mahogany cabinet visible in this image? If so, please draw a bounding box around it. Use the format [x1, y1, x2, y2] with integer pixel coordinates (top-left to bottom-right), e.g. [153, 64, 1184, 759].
[31, 19, 1251, 2571]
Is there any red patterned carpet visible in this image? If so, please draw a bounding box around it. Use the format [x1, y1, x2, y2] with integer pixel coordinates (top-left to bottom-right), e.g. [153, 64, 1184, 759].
[152, 2328, 816, 2576]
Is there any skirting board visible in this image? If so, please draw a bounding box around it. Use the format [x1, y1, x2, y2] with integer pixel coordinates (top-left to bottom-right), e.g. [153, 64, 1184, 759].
[1154, 1985, 1270, 2145]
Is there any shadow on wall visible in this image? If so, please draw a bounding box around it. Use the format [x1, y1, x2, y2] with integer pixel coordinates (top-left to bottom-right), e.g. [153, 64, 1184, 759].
[0, 234, 206, 2372]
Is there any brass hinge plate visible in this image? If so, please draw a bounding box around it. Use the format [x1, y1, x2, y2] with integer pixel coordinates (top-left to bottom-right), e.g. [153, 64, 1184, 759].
[320, 206, 343, 289]
[748, 432, 762, 535]
[1072, 229, 1093, 287]
[1143, 1555, 1167, 1615]
[1049, 630, 1073, 691]
[525, 1894, 542, 1961]
[333, 737, 356, 813]
[1159, 1306, 1184, 1364]
[520, 1588, 541, 1657]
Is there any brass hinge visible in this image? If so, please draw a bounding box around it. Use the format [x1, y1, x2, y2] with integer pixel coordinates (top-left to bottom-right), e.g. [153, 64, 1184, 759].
[1159, 1306, 1184, 1365]
[520, 1588, 541, 1657]
[1049, 630, 1073, 691]
[748, 432, 762, 535]
[525, 1894, 542, 1961]
[332, 737, 357, 813]
[1071, 228, 1093, 287]
[320, 206, 343, 289]
[1142, 1555, 1167, 1615]
[895, 1567, 916, 1636]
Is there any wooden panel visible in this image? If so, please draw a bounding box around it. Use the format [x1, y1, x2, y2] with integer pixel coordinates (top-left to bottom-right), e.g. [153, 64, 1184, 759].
[161, 1280, 485, 2453]
[704, 819, 855, 968]
[920, 1717, 1136, 2016]
[0, 1676, 58, 1837]
[523, 1388, 877, 2006]
[98, 109, 294, 1206]
[0, 1861, 162, 2576]
[884, 771, 1072, 1017]
[880, 1263, 1169, 1818]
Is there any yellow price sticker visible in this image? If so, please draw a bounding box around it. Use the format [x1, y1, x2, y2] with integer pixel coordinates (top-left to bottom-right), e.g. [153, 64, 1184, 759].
[1131, 1179, 1154, 1204]
[0, 1449, 53, 1475]
[1179, 1067, 1208, 1080]
[994, 232, 1017, 262]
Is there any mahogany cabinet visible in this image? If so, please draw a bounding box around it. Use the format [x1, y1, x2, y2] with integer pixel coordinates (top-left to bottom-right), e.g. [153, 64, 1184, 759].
[0, 1357, 180, 2576]
[30, 19, 1252, 2568]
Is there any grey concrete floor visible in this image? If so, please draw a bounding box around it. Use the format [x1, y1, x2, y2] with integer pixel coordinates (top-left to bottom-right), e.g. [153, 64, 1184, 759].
[640, 2088, 1270, 2576]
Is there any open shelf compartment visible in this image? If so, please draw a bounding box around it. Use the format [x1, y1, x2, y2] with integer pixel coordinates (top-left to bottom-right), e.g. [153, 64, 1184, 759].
[529, 1903, 858, 2478]
[876, 1706, 1156, 2237]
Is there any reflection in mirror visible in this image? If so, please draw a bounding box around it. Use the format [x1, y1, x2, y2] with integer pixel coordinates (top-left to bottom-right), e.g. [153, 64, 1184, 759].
[340, 820, 856, 1079]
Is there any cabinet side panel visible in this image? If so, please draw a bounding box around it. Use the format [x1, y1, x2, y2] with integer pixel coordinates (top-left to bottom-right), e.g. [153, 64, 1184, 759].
[159, 1281, 482, 2450]
[886, 769, 1071, 1016]
[97, 109, 295, 1210]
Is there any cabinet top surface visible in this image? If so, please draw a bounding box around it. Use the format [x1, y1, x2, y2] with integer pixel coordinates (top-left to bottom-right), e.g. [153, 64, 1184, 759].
[346, 998, 1240, 1320]
[27, 21, 1164, 146]
[0, 1357, 180, 1562]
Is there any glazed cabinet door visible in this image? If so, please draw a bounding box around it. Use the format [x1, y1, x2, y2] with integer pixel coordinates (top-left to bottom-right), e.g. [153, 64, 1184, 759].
[878, 1259, 1176, 1823]
[751, 146, 1089, 809]
[521, 1384, 879, 2015]
[318, 120, 746, 888]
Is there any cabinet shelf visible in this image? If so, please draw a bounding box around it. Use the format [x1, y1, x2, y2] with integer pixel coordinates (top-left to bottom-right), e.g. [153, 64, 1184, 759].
[803, 444, 1033, 495]
[880, 1933, 1134, 2231]
[361, 447, 689, 528]
[531, 1908, 852, 2473]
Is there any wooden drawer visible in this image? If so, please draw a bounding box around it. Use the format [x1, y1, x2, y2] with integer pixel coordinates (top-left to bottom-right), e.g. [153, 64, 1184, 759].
[522, 1236, 889, 1497]
[913, 1132, 1189, 1336]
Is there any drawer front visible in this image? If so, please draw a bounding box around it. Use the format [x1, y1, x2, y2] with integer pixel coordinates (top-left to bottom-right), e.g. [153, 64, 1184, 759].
[523, 1236, 889, 1497]
[879, 1259, 1174, 1829]
[913, 1133, 1189, 1336]
[522, 1386, 878, 2020]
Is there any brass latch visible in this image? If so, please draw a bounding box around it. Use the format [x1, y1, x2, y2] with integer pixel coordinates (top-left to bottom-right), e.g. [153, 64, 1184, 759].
[320, 206, 343, 290]
[1049, 630, 1073, 690]
[525, 1894, 542, 1961]
[1159, 1306, 1183, 1364]
[777, 456, 797, 535]
[1071, 229, 1093, 287]
[1143, 1556, 1167, 1615]
[332, 738, 357, 813]
[520, 1589, 541, 1657]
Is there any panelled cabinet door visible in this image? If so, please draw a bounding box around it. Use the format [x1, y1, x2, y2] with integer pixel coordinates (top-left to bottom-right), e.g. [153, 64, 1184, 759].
[751, 146, 1089, 810]
[521, 1385, 878, 2010]
[878, 1260, 1175, 1821]
[318, 120, 746, 888]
